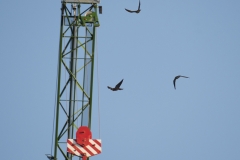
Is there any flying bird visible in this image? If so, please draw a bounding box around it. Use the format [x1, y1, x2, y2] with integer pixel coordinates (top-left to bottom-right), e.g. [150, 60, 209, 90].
[125, 0, 141, 13]
[45, 154, 54, 160]
[108, 79, 124, 91]
[173, 75, 189, 89]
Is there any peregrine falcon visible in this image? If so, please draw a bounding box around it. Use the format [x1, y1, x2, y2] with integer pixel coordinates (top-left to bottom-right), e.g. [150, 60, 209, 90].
[108, 79, 124, 91]
[45, 154, 54, 160]
[173, 75, 189, 89]
[125, 0, 141, 13]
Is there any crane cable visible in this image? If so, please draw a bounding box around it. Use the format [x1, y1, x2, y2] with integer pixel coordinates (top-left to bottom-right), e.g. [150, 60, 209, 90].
[50, 72, 57, 156]
[96, 28, 101, 138]
[50, 44, 61, 155]
[50, 36, 67, 156]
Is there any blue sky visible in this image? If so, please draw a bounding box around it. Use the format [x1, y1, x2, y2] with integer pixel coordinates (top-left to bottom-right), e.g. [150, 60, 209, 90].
[1, 0, 240, 160]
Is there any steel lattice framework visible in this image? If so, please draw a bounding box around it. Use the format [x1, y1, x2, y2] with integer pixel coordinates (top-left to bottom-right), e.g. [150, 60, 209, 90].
[53, 0, 100, 160]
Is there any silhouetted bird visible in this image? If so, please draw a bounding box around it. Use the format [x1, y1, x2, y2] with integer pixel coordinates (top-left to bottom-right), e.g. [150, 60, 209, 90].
[125, 0, 141, 13]
[46, 154, 54, 160]
[173, 75, 189, 89]
[108, 79, 124, 91]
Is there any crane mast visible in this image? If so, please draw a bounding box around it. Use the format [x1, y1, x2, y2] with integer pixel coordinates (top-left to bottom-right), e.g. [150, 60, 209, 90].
[51, 0, 100, 159]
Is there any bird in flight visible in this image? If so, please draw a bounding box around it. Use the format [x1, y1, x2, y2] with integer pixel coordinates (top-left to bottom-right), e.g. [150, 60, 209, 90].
[45, 154, 54, 160]
[125, 0, 141, 13]
[173, 75, 189, 89]
[108, 79, 124, 91]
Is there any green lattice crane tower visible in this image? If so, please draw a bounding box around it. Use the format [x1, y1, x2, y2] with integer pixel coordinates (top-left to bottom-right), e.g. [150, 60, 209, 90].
[49, 0, 101, 160]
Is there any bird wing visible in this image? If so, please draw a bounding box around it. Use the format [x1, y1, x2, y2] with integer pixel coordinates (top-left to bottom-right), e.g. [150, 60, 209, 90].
[180, 76, 189, 78]
[125, 8, 135, 13]
[107, 86, 113, 90]
[173, 78, 177, 89]
[115, 79, 124, 88]
[138, 0, 141, 10]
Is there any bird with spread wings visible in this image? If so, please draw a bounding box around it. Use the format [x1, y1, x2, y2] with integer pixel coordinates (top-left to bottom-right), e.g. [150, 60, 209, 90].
[173, 75, 189, 89]
[125, 0, 141, 13]
[107, 79, 124, 91]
